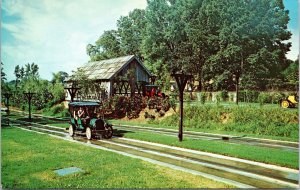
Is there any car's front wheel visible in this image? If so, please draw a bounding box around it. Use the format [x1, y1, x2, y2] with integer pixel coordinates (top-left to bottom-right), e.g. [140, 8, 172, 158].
[69, 125, 74, 137]
[86, 127, 92, 140]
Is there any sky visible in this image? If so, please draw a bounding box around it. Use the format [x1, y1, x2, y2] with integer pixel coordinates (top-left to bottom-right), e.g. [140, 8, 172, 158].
[1, 0, 299, 81]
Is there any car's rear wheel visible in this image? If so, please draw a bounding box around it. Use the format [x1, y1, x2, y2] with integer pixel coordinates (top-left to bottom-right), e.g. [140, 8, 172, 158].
[281, 100, 289, 108]
[69, 125, 74, 137]
[86, 127, 92, 140]
[104, 125, 113, 139]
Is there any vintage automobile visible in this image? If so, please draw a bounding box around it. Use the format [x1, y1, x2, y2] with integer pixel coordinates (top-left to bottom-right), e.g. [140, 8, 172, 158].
[68, 101, 113, 140]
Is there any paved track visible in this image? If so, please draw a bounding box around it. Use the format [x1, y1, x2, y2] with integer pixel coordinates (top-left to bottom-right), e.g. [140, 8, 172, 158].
[8, 110, 299, 152]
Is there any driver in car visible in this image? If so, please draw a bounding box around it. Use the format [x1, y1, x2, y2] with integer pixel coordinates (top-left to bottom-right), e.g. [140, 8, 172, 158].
[77, 107, 85, 118]
[78, 107, 90, 126]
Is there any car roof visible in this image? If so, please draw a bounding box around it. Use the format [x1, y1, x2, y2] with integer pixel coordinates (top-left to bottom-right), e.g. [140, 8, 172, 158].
[68, 101, 100, 107]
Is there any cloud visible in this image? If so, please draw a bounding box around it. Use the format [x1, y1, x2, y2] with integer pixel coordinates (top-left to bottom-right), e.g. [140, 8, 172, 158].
[2, 0, 147, 81]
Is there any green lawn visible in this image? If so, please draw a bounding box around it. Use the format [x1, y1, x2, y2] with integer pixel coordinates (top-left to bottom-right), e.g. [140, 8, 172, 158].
[2, 127, 233, 189]
[110, 120, 298, 142]
[117, 130, 299, 169]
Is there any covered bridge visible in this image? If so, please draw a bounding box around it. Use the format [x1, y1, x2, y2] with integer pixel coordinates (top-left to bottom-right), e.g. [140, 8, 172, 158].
[65, 55, 153, 101]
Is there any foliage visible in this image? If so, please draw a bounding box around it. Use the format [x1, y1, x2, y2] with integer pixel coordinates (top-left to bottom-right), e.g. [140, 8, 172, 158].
[86, 30, 124, 61]
[1, 62, 10, 94]
[157, 105, 298, 138]
[117, 9, 147, 61]
[7, 64, 66, 111]
[200, 92, 207, 104]
[238, 90, 260, 103]
[85, 0, 293, 95]
[100, 95, 171, 119]
[42, 103, 69, 117]
[51, 71, 69, 84]
[258, 92, 271, 106]
[1, 62, 6, 82]
[101, 95, 145, 119]
[239, 91, 286, 104]
[281, 58, 299, 91]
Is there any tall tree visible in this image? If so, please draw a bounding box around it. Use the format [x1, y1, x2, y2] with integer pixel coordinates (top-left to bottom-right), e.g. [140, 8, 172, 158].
[87, 30, 123, 61]
[14, 65, 21, 88]
[199, 0, 291, 103]
[51, 71, 69, 84]
[20, 66, 25, 79]
[117, 9, 147, 61]
[282, 58, 299, 91]
[1, 62, 6, 82]
[1, 62, 9, 93]
[142, 0, 196, 88]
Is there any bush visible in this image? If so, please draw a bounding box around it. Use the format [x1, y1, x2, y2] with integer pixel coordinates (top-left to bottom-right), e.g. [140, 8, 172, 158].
[238, 90, 260, 103]
[50, 104, 65, 114]
[220, 90, 228, 101]
[258, 92, 272, 106]
[200, 92, 207, 104]
[271, 92, 285, 104]
[157, 105, 298, 138]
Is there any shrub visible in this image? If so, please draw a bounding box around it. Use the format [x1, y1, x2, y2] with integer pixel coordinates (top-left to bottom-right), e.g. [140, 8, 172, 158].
[50, 103, 65, 114]
[271, 92, 285, 104]
[157, 105, 298, 138]
[258, 92, 272, 106]
[200, 92, 206, 104]
[220, 90, 228, 101]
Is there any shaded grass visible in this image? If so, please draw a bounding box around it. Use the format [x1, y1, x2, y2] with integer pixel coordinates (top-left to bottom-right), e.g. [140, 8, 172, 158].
[120, 130, 299, 169]
[2, 127, 233, 189]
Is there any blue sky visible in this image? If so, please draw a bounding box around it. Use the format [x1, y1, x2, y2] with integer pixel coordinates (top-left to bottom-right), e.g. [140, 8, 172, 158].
[1, 0, 299, 81]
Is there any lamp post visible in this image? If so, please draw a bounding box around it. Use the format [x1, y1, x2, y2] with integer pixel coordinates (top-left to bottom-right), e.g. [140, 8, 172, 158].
[64, 82, 81, 102]
[3, 92, 12, 115]
[3, 92, 12, 126]
[171, 71, 193, 142]
[24, 92, 36, 121]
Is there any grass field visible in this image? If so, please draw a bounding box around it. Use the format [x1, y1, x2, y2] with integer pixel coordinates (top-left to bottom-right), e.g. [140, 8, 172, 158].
[2, 127, 234, 189]
[118, 130, 299, 169]
[110, 120, 298, 142]
[4, 112, 298, 169]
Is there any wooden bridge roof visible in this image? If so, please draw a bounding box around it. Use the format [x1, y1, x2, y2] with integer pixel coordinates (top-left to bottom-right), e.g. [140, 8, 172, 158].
[80, 55, 151, 81]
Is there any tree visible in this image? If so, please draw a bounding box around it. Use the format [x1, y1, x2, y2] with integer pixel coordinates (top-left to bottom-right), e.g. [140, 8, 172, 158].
[14, 65, 21, 88]
[1, 62, 10, 94]
[1, 62, 6, 82]
[51, 71, 69, 84]
[70, 68, 91, 98]
[117, 9, 147, 61]
[87, 30, 123, 61]
[20, 66, 25, 79]
[198, 0, 291, 103]
[142, 0, 196, 88]
[282, 58, 299, 90]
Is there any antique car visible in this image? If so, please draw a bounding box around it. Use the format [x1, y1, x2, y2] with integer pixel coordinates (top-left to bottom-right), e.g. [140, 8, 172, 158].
[68, 101, 113, 140]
